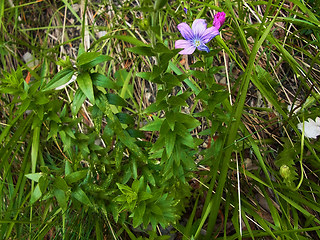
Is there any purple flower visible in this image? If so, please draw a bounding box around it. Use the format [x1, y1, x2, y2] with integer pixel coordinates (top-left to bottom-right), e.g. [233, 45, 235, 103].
[184, 7, 188, 14]
[175, 12, 225, 55]
[212, 12, 226, 29]
[175, 19, 218, 55]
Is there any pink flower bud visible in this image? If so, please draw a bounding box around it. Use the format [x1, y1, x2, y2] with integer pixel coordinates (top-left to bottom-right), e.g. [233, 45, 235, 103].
[213, 12, 226, 30]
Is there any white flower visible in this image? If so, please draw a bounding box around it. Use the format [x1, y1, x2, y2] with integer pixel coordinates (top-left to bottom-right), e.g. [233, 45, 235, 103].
[297, 117, 320, 139]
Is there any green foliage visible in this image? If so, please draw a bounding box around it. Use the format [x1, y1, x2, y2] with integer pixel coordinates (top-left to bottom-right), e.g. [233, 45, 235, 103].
[275, 139, 299, 188]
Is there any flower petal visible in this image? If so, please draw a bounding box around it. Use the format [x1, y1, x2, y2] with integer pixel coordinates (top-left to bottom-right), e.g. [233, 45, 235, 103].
[175, 39, 193, 49]
[197, 43, 210, 53]
[177, 22, 194, 40]
[298, 118, 320, 139]
[201, 26, 220, 43]
[192, 19, 207, 37]
[179, 45, 196, 55]
[213, 12, 226, 29]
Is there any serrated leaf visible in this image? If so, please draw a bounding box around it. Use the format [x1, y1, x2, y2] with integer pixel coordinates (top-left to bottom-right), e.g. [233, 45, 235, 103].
[77, 72, 95, 104]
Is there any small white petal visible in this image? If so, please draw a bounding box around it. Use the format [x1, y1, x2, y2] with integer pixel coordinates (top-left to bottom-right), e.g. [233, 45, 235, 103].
[297, 118, 320, 139]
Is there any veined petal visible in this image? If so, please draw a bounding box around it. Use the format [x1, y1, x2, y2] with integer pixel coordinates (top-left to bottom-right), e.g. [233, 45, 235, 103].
[197, 43, 210, 53]
[175, 39, 193, 49]
[179, 45, 196, 55]
[201, 26, 220, 43]
[177, 22, 194, 40]
[213, 12, 226, 29]
[192, 19, 207, 37]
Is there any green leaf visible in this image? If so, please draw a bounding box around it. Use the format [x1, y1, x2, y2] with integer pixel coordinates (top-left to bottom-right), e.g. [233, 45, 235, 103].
[42, 68, 74, 91]
[127, 46, 155, 56]
[165, 131, 176, 158]
[80, 55, 112, 70]
[116, 183, 134, 195]
[65, 160, 73, 175]
[175, 123, 196, 148]
[208, 91, 229, 109]
[105, 35, 147, 47]
[166, 111, 175, 131]
[127, 129, 145, 139]
[140, 118, 164, 131]
[25, 173, 43, 182]
[30, 184, 42, 204]
[77, 72, 95, 104]
[71, 187, 92, 206]
[136, 72, 152, 80]
[65, 170, 88, 185]
[77, 52, 101, 66]
[154, 0, 168, 10]
[152, 43, 171, 53]
[106, 93, 127, 106]
[143, 101, 168, 113]
[132, 202, 146, 228]
[91, 72, 117, 89]
[167, 96, 188, 107]
[116, 112, 135, 125]
[71, 88, 86, 116]
[162, 73, 181, 86]
[175, 113, 200, 130]
[189, 70, 206, 81]
[54, 177, 69, 192]
[54, 189, 67, 210]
